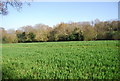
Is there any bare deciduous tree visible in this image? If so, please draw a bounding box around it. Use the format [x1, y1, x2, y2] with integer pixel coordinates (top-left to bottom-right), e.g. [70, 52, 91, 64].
[0, 0, 31, 15]
[0, 0, 23, 15]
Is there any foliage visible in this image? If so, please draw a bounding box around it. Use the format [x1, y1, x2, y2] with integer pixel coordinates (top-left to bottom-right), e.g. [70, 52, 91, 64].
[68, 28, 84, 41]
[2, 41, 120, 79]
[17, 32, 36, 43]
[17, 32, 26, 43]
[26, 32, 36, 42]
[1, 20, 120, 43]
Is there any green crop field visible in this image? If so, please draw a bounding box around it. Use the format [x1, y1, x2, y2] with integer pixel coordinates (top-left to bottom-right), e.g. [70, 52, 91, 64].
[2, 41, 120, 79]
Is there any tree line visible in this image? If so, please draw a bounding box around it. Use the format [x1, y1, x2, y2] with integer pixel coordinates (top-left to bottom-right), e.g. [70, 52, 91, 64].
[0, 19, 120, 43]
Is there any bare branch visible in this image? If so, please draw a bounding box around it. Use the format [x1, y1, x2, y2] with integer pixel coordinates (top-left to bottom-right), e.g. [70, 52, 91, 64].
[0, 0, 23, 15]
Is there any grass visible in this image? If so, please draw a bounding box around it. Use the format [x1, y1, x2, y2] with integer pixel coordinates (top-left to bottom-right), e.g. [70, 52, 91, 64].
[2, 41, 120, 79]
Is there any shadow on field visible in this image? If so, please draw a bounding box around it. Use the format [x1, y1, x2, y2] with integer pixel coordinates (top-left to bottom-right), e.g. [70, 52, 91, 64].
[2, 64, 16, 79]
